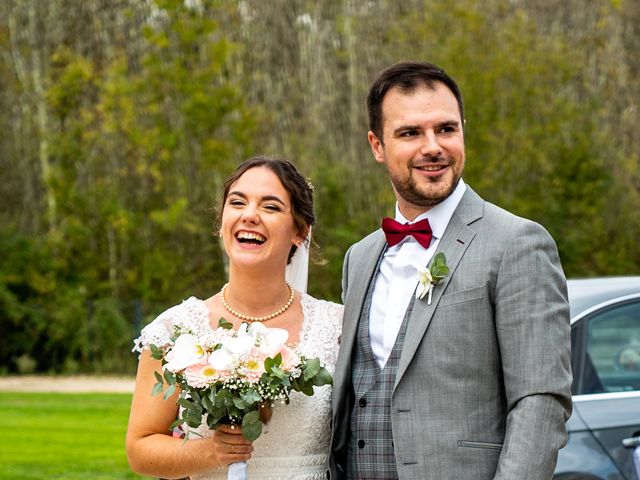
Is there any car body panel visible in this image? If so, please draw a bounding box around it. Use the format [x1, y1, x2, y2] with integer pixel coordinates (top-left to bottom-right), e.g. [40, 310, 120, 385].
[555, 429, 625, 479]
[574, 393, 640, 480]
[555, 278, 640, 480]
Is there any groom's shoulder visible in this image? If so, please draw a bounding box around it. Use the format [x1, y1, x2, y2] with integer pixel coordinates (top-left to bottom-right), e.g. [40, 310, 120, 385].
[342, 229, 384, 268]
[349, 228, 384, 252]
[469, 189, 553, 240]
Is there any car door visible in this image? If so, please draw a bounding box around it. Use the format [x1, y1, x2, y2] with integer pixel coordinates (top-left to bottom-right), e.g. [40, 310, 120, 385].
[571, 294, 640, 480]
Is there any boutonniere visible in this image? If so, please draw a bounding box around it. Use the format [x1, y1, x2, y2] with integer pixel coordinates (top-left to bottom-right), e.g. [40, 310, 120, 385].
[415, 252, 449, 305]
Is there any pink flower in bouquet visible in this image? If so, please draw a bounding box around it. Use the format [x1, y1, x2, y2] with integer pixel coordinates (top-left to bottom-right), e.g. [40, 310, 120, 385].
[280, 345, 301, 371]
[243, 347, 268, 382]
[184, 361, 221, 388]
[164, 334, 206, 372]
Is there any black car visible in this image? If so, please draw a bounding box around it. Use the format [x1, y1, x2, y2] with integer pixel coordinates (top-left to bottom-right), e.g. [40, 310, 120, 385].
[555, 276, 640, 480]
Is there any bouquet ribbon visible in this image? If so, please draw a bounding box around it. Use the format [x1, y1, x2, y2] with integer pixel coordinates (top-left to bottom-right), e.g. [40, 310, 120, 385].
[228, 461, 247, 480]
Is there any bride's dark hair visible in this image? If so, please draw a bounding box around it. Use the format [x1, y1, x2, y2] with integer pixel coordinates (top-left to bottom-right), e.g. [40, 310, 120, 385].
[216, 156, 315, 263]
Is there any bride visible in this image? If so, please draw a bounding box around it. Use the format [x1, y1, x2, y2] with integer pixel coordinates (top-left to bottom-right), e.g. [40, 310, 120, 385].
[126, 156, 343, 479]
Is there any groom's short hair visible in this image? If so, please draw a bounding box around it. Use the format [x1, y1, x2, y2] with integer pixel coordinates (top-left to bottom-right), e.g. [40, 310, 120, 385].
[367, 61, 465, 143]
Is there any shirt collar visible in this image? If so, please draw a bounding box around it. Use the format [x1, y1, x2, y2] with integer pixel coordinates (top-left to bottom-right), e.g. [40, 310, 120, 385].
[394, 178, 467, 240]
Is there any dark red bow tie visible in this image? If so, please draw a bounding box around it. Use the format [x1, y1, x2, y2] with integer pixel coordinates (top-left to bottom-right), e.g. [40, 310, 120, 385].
[381, 217, 433, 248]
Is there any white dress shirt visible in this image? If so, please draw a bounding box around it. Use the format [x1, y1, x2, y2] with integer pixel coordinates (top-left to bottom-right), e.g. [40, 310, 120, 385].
[369, 180, 467, 368]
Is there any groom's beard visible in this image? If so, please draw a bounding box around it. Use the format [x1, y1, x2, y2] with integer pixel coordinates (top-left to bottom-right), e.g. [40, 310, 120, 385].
[388, 156, 462, 208]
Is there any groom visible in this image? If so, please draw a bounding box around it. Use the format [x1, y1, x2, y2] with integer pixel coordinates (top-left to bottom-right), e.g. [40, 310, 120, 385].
[330, 61, 573, 479]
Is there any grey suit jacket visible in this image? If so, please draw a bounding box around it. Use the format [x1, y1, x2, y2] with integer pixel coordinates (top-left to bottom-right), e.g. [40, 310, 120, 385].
[330, 187, 572, 480]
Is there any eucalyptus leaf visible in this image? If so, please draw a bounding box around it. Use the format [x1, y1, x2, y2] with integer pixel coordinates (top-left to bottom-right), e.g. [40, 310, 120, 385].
[209, 406, 227, 425]
[233, 397, 247, 410]
[163, 384, 176, 400]
[303, 358, 321, 381]
[150, 344, 164, 360]
[243, 420, 262, 441]
[242, 410, 262, 441]
[291, 377, 301, 391]
[218, 317, 233, 330]
[151, 382, 163, 397]
[208, 387, 217, 401]
[201, 394, 214, 411]
[433, 252, 446, 264]
[168, 418, 182, 431]
[270, 365, 285, 379]
[163, 369, 176, 385]
[217, 389, 234, 407]
[264, 357, 274, 373]
[186, 414, 202, 429]
[430, 252, 449, 281]
[243, 389, 262, 405]
[243, 410, 260, 423]
[271, 353, 282, 366]
[311, 367, 333, 387]
[300, 383, 314, 396]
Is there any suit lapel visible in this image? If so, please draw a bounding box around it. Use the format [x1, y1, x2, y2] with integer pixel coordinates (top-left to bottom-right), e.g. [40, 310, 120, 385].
[394, 188, 484, 389]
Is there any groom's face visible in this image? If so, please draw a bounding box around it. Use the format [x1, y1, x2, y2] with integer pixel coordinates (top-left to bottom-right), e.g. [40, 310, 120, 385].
[368, 82, 465, 221]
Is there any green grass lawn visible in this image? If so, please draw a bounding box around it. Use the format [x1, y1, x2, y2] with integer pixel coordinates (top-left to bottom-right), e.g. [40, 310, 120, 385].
[0, 392, 146, 479]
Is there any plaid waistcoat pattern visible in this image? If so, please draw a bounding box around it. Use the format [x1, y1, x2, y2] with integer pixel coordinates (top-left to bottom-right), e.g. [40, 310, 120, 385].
[347, 270, 416, 480]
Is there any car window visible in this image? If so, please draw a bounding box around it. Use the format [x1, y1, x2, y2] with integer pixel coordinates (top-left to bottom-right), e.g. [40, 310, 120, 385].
[586, 300, 640, 393]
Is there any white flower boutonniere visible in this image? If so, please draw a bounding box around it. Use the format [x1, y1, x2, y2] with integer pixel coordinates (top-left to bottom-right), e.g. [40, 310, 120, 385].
[416, 252, 449, 305]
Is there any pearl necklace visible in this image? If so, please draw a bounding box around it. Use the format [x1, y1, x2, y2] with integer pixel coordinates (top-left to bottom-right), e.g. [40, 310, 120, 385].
[220, 282, 295, 322]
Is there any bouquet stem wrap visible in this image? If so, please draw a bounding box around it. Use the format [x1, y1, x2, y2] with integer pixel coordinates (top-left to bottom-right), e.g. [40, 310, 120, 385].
[228, 461, 247, 480]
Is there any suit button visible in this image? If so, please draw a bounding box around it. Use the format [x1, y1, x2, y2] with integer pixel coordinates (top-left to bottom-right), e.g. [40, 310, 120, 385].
[358, 440, 365, 449]
[359, 398, 367, 407]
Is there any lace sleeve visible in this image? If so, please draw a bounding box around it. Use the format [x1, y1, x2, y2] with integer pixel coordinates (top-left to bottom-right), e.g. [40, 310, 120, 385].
[300, 295, 344, 371]
[132, 306, 178, 355]
[324, 300, 344, 370]
[131, 296, 208, 355]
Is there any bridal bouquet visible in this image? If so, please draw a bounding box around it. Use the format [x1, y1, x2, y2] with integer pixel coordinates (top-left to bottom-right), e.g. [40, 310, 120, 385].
[149, 318, 332, 479]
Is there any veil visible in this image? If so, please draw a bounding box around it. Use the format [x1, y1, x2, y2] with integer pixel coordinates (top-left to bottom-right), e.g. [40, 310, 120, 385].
[286, 228, 311, 293]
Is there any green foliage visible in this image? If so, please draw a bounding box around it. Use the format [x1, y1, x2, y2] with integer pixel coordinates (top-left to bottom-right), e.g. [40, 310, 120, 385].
[0, 228, 138, 374]
[2, 0, 639, 375]
[1, 1, 259, 374]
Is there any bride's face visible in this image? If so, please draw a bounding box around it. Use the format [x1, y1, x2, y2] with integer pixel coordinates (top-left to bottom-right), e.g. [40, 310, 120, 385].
[221, 167, 303, 270]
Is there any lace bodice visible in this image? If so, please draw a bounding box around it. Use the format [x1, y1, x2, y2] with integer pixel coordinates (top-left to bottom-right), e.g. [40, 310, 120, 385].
[134, 294, 343, 480]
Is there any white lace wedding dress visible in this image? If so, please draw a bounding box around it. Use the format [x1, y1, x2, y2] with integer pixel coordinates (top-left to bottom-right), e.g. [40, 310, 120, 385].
[133, 293, 343, 480]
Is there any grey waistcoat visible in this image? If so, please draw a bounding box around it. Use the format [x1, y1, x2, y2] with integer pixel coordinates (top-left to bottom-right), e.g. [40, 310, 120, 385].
[347, 268, 416, 480]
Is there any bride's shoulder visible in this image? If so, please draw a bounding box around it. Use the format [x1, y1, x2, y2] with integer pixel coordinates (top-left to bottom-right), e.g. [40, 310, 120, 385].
[132, 296, 207, 354]
[301, 292, 342, 311]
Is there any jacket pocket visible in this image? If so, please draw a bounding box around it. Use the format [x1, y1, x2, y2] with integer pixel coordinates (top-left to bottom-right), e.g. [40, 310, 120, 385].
[457, 440, 503, 451]
[439, 285, 486, 307]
